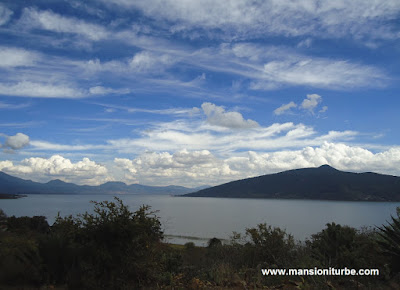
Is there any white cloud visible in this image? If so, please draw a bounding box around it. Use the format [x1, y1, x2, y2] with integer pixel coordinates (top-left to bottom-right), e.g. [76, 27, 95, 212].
[0, 160, 13, 170]
[189, 44, 387, 90]
[0, 101, 30, 109]
[0, 81, 85, 98]
[297, 38, 313, 48]
[0, 47, 38, 68]
[114, 149, 239, 186]
[201, 102, 259, 129]
[274, 101, 297, 115]
[274, 94, 327, 116]
[1, 133, 30, 151]
[129, 51, 176, 73]
[84, 50, 177, 76]
[89, 86, 130, 95]
[102, 0, 400, 42]
[319, 106, 328, 113]
[0, 155, 110, 185]
[105, 119, 358, 155]
[92, 102, 201, 116]
[0, 4, 13, 26]
[260, 59, 385, 89]
[113, 143, 400, 186]
[30, 140, 108, 151]
[300, 94, 322, 113]
[20, 8, 108, 40]
[4, 142, 400, 186]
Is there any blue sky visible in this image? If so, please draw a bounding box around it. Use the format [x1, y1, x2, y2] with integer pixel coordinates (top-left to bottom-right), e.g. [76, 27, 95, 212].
[0, 0, 400, 187]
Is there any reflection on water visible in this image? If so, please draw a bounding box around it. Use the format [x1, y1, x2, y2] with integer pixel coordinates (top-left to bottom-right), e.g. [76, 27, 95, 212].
[1, 194, 400, 245]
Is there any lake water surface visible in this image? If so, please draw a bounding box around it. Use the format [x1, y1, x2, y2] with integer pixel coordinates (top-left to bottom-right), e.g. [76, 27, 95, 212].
[1, 194, 399, 246]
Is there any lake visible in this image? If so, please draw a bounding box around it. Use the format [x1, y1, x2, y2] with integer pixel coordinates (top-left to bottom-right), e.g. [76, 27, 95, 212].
[1, 194, 399, 246]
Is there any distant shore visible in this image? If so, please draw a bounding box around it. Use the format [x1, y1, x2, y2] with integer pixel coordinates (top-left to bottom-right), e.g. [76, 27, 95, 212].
[0, 193, 27, 199]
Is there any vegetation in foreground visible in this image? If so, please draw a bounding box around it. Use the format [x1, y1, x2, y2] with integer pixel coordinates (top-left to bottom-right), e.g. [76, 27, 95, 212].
[0, 199, 399, 289]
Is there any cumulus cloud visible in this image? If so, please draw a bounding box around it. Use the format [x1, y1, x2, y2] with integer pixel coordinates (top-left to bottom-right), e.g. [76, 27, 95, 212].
[0, 155, 110, 185]
[0, 133, 30, 151]
[201, 102, 259, 129]
[226, 142, 400, 178]
[0, 4, 13, 26]
[300, 94, 322, 113]
[3, 142, 400, 186]
[114, 149, 239, 186]
[113, 143, 400, 186]
[274, 101, 297, 115]
[274, 94, 327, 116]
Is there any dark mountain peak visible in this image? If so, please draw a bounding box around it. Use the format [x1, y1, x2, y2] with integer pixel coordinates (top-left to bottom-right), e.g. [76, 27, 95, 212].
[317, 164, 337, 170]
[102, 181, 127, 186]
[185, 166, 400, 201]
[0, 171, 205, 195]
[47, 179, 67, 185]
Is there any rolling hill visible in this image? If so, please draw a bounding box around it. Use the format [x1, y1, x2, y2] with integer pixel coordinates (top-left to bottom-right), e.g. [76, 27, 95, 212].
[184, 165, 400, 201]
[0, 171, 204, 195]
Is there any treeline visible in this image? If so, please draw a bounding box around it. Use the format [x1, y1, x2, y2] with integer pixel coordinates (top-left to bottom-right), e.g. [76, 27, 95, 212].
[0, 198, 399, 289]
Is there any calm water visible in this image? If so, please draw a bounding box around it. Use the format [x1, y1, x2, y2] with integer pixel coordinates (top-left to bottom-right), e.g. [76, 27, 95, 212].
[1, 194, 399, 246]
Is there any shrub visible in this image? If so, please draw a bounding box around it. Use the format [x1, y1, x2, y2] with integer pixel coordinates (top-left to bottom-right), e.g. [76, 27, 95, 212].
[40, 197, 163, 289]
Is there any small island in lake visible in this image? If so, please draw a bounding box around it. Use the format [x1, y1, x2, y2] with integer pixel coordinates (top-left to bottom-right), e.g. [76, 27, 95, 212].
[184, 165, 400, 201]
[0, 193, 26, 199]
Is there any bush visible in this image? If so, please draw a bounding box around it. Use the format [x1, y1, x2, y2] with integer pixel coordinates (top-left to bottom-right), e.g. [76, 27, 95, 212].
[377, 207, 400, 274]
[40, 197, 163, 289]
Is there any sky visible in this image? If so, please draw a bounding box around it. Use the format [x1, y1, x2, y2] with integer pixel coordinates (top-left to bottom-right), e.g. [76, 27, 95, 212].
[0, 0, 400, 187]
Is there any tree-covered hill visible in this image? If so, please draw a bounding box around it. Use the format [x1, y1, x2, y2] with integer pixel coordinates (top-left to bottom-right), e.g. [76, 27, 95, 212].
[184, 165, 400, 201]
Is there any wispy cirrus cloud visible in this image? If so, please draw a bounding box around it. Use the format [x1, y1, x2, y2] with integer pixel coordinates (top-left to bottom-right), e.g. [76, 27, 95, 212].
[91, 102, 201, 116]
[19, 7, 109, 41]
[100, 0, 400, 42]
[0, 101, 30, 110]
[0, 81, 85, 98]
[0, 47, 39, 68]
[29, 103, 357, 155]
[0, 4, 13, 26]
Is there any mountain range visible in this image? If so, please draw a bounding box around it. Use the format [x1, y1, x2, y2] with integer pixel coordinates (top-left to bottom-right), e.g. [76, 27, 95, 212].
[184, 165, 400, 201]
[0, 171, 207, 195]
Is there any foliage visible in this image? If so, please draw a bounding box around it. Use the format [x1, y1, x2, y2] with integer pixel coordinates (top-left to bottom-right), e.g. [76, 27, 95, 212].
[309, 222, 358, 267]
[42, 197, 163, 289]
[0, 209, 6, 222]
[241, 223, 296, 268]
[7, 215, 50, 235]
[1, 201, 399, 289]
[208, 237, 222, 248]
[377, 207, 400, 273]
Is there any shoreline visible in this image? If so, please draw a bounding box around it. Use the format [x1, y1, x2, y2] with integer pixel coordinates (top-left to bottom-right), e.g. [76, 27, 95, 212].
[0, 194, 27, 199]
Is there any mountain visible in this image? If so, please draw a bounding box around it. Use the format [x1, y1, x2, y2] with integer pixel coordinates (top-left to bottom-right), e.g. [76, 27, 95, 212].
[183, 165, 400, 201]
[0, 171, 200, 195]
